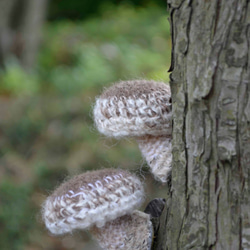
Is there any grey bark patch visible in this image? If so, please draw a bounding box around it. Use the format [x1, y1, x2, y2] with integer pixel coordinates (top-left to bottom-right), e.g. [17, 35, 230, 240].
[160, 0, 250, 249]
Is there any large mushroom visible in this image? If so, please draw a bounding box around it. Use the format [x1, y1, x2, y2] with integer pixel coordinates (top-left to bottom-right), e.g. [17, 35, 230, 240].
[93, 80, 172, 183]
[42, 168, 153, 249]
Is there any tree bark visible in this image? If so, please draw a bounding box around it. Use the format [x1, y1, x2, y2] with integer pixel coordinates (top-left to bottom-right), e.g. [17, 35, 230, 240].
[155, 1, 250, 249]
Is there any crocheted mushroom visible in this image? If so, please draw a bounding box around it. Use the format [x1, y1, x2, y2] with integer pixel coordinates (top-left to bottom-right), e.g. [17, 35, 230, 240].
[42, 168, 153, 250]
[91, 210, 153, 250]
[93, 80, 172, 182]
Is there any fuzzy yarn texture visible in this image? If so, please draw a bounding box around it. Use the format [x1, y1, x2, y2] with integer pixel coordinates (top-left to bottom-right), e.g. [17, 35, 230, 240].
[93, 80, 172, 182]
[137, 135, 172, 183]
[91, 210, 153, 250]
[93, 80, 172, 138]
[42, 169, 144, 235]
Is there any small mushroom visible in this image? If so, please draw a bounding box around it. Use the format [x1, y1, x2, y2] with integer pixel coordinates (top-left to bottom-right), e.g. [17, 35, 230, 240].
[93, 80, 172, 182]
[42, 168, 153, 249]
[91, 210, 153, 250]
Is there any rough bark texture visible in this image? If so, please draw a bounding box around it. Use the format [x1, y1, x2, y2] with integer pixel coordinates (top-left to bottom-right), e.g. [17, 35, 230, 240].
[155, 1, 250, 249]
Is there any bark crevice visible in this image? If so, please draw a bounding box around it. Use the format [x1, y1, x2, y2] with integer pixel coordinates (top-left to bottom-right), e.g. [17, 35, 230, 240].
[161, 1, 250, 249]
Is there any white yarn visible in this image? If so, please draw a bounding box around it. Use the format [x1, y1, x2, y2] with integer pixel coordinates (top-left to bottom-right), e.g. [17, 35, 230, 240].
[137, 135, 172, 183]
[43, 172, 144, 235]
[93, 80, 172, 183]
[94, 91, 172, 138]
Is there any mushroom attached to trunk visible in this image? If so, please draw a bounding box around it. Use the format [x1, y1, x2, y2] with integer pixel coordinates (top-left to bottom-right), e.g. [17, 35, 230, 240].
[93, 80, 172, 183]
[42, 168, 153, 249]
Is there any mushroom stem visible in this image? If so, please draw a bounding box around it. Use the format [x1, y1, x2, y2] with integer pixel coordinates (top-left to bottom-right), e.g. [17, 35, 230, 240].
[90, 211, 153, 250]
[136, 135, 172, 183]
[93, 80, 172, 183]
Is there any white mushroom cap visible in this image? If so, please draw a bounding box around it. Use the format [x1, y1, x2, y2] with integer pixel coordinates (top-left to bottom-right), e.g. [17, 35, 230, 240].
[42, 169, 144, 235]
[93, 80, 172, 138]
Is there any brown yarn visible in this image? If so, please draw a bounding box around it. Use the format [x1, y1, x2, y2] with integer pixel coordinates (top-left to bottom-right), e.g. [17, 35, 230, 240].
[50, 169, 130, 198]
[93, 80, 172, 182]
[91, 211, 153, 250]
[43, 168, 145, 235]
[101, 80, 169, 99]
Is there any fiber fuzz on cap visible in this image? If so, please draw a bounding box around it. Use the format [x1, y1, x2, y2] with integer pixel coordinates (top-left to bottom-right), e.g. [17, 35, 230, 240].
[93, 80, 172, 182]
[137, 135, 172, 182]
[94, 80, 172, 138]
[91, 211, 153, 250]
[42, 169, 144, 235]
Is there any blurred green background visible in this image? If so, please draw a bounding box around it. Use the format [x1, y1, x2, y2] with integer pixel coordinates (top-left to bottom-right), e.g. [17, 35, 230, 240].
[0, 1, 171, 249]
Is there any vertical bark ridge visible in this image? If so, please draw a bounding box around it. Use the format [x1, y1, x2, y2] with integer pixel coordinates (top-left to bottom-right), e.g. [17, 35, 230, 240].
[164, 0, 250, 249]
[166, 1, 192, 248]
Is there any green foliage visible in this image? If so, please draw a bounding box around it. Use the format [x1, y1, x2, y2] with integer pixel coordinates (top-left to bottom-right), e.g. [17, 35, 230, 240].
[34, 162, 68, 191]
[0, 60, 40, 96]
[3, 112, 45, 154]
[38, 4, 171, 95]
[0, 4, 170, 96]
[0, 181, 34, 250]
[48, 0, 166, 21]
[0, 4, 171, 249]
[48, 44, 116, 94]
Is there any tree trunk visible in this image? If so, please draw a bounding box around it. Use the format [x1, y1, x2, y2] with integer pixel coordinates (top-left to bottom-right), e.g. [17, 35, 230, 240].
[0, 0, 48, 70]
[20, 0, 48, 70]
[155, 1, 250, 249]
[0, 0, 18, 68]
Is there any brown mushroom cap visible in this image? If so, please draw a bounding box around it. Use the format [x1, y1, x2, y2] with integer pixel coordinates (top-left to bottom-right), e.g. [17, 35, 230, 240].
[42, 169, 144, 235]
[101, 80, 168, 99]
[93, 80, 172, 138]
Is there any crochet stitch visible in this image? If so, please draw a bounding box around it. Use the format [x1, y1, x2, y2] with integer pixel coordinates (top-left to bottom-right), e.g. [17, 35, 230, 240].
[42, 169, 144, 235]
[94, 80, 172, 138]
[93, 80, 172, 182]
[137, 135, 172, 182]
[91, 210, 153, 250]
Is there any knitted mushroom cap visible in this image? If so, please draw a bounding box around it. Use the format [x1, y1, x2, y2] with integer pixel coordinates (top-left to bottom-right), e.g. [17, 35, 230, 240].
[91, 211, 153, 250]
[137, 135, 172, 182]
[93, 80, 172, 138]
[42, 169, 144, 235]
